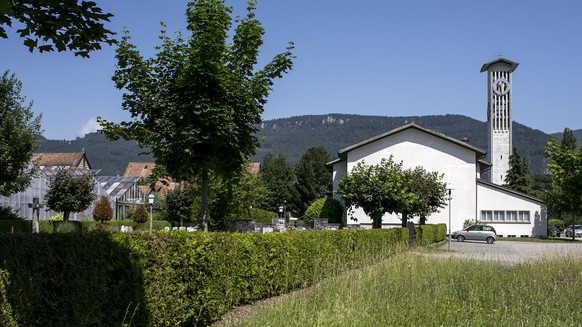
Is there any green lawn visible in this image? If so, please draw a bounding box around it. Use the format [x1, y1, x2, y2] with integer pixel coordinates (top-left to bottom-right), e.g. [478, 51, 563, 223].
[222, 252, 582, 326]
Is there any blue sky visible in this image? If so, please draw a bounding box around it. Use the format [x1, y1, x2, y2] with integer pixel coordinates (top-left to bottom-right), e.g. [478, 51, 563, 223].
[2, 0, 581, 140]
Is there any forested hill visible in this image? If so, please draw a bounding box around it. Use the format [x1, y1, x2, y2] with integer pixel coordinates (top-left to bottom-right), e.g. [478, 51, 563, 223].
[254, 114, 551, 175]
[38, 114, 578, 176]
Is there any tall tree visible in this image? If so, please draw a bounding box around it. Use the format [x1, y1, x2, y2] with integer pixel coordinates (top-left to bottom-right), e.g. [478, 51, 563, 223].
[504, 147, 531, 194]
[561, 127, 577, 151]
[99, 0, 293, 231]
[0, 71, 42, 196]
[545, 133, 582, 239]
[0, 0, 116, 57]
[294, 146, 332, 216]
[260, 153, 297, 214]
[45, 169, 96, 222]
[338, 157, 446, 228]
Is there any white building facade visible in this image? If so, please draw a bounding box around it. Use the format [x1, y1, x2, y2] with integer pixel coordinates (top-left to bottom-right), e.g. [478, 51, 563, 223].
[329, 123, 547, 237]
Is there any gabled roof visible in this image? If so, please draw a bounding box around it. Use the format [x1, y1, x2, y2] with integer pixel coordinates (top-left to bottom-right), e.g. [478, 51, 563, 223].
[477, 179, 545, 204]
[123, 162, 155, 177]
[336, 123, 487, 162]
[33, 151, 91, 169]
[480, 58, 519, 73]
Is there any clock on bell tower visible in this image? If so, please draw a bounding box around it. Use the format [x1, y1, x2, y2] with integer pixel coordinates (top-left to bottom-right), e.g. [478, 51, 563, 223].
[480, 57, 519, 185]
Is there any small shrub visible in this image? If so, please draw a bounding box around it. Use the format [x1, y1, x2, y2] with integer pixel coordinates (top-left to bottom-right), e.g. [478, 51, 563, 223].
[548, 218, 564, 231]
[0, 206, 23, 221]
[93, 196, 113, 223]
[50, 214, 64, 221]
[131, 204, 149, 224]
[245, 208, 278, 223]
[54, 222, 81, 233]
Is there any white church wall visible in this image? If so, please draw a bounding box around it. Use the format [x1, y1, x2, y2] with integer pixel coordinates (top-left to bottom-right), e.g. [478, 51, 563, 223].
[342, 128, 478, 231]
[477, 182, 547, 237]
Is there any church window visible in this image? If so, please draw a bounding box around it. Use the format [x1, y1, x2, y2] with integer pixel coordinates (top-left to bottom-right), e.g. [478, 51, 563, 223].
[518, 211, 530, 222]
[481, 210, 493, 221]
[506, 211, 517, 221]
[493, 210, 505, 222]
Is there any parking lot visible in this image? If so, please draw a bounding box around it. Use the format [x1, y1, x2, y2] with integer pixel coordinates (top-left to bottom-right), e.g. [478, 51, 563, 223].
[438, 240, 582, 266]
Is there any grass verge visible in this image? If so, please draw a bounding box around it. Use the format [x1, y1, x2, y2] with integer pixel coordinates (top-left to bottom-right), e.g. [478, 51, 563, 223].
[222, 253, 582, 327]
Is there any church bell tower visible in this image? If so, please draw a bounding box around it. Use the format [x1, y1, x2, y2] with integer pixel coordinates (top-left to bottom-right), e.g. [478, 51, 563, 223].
[480, 57, 519, 185]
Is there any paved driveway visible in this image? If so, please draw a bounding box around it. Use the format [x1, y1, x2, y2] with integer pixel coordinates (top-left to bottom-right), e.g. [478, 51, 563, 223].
[438, 240, 582, 266]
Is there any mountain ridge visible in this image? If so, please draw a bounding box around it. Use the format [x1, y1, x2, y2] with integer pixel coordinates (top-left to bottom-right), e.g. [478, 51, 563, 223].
[38, 114, 581, 176]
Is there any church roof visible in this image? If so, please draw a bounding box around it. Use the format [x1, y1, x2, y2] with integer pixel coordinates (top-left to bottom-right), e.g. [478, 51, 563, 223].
[480, 58, 519, 72]
[335, 123, 487, 161]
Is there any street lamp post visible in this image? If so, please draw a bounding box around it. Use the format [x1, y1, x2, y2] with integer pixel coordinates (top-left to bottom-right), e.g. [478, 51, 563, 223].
[148, 193, 155, 232]
[447, 188, 453, 251]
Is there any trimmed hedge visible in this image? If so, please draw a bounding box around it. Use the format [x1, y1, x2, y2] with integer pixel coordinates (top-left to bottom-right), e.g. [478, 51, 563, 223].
[415, 224, 446, 246]
[0, 226, 445, 326]
[0, 220, 171, 234]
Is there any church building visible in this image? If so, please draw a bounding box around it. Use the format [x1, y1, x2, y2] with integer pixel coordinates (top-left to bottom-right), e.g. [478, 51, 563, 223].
[329, 58, 547, 237]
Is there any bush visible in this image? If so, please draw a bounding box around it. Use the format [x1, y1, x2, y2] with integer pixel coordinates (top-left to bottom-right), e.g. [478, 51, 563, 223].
[53, 222, 81, 233]
[0, 206, 23, 221]
[50, 214, 63, 221]
[244, 208, 278, 223]
[131, 204, 149, 224]
[0, 220, 30, 233]
[303, 198, 344, 224]
[548, 218, 564, 231]
[92, 196, 113, 223]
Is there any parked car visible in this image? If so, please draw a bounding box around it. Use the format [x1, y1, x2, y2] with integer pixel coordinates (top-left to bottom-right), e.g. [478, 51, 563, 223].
[550, 226, 561, 237]
[452, 224, 497, 244]
[565, 225, 582, 237]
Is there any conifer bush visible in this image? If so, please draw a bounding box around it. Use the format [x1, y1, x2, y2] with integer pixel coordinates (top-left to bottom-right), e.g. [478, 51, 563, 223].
[92, 196, 113, 223]
[131, 204, 149, 224]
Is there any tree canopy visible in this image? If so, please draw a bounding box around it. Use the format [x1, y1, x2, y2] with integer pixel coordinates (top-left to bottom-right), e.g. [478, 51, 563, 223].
[0, 71, 42, 196]
[0, 0, 116, 57]
[545, 129, 582, 229]
[337, 157, 446, 228]
[260, 152, 297, 214]
[45, 169, 96, 222]
[99, 0, 293, 231]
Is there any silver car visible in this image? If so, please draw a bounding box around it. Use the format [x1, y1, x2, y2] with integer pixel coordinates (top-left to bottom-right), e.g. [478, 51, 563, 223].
[452, 224, 497, 244]
[565, 225, 582, 237]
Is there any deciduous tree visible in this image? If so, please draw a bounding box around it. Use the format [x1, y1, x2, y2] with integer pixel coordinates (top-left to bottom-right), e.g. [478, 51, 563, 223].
[338, 156, 446, 228]
[545, 131, 582, 239]
[45, 169, 96, 222]
[100, 0, 293, 231]
[0, 71, 42, 196]
[0, 0, 116, 57]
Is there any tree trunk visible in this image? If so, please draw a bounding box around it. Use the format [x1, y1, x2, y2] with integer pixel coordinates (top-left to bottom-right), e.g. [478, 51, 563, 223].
[372, 212, 382, 229]
[401, 212, 408, 228]
[63, 211, 71, 223]
[201, 172, 209, 232]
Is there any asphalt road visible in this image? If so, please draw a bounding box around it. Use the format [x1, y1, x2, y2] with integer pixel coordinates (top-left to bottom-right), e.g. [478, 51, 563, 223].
[438, 240, 582, 266]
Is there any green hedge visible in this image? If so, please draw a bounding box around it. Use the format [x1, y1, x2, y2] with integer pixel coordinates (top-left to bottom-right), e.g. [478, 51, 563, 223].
[0, 227, 424, 326]
[415, 224, 446, 246]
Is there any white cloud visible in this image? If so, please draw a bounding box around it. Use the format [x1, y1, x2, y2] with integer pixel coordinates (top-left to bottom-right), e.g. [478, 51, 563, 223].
[77, 117, 102, 138]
